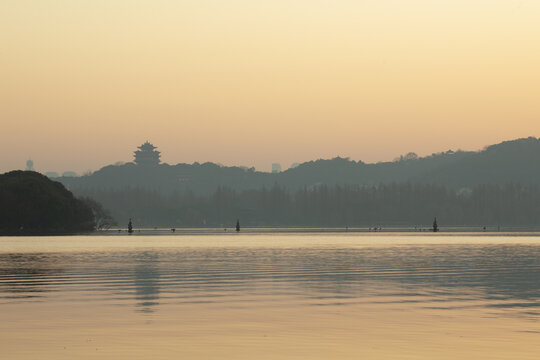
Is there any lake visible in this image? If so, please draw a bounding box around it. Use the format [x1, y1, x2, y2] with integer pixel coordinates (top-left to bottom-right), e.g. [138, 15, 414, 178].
[1, 233, 540, 359]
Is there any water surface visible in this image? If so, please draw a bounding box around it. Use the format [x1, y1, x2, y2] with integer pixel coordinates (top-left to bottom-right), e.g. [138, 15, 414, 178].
[1, 233, 540, 359]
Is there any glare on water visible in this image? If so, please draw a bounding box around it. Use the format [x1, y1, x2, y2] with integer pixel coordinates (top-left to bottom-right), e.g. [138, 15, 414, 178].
[1, 233, 540, 359]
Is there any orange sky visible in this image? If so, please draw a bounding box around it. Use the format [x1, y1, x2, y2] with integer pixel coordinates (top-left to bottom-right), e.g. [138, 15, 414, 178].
[1, 0, 539, 174]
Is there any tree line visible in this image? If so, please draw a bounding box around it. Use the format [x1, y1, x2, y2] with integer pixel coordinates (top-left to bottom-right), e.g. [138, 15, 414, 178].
[72, 183, 540, 228]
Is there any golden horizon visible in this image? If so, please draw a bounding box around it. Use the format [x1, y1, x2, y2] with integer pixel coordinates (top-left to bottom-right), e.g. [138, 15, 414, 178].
[1, 0, 539, 173]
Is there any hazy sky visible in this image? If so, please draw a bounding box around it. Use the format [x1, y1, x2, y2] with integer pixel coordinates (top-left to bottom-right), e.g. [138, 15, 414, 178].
[1, 0, 539, 173]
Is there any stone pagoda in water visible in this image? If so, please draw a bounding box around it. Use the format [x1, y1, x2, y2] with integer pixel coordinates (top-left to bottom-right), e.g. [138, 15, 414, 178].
[134, 141, 161, 166]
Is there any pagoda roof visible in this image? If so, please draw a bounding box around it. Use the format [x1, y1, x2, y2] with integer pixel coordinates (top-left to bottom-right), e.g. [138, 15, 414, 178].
[138, 141, 157, 150]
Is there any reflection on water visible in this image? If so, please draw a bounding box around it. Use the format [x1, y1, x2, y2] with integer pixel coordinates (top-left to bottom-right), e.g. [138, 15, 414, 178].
[1, 234, 540, 359]
[2, 245, 540, 310]
[0, 253, 64, 299]
[134, 252, 160, 312]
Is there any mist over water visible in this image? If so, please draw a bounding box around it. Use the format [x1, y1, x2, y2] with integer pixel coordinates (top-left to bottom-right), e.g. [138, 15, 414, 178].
[1, 234, 540, 359]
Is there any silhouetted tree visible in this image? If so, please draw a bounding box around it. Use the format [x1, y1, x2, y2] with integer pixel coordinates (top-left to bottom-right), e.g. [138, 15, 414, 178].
[80, 197, 117, 230]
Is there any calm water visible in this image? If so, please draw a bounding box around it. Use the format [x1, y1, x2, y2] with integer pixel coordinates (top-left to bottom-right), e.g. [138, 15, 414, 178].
[1, 233, 540, 359]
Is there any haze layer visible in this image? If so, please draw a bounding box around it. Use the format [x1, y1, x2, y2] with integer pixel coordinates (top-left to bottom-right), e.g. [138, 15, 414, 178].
[1, 0, 539, 173]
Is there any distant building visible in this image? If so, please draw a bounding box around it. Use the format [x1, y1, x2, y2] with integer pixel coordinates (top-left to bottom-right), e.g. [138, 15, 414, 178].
[272, 163, 282, 173]
[45, 172, 59, 178]
[289, 163, 300, 169]
[26, 159, 34, 171]
[62, 171, 77, 177]
[134, 141, 161, 166]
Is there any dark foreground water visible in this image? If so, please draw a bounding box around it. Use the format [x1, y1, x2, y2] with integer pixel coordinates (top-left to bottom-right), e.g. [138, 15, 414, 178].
[1, 233, 540, 359]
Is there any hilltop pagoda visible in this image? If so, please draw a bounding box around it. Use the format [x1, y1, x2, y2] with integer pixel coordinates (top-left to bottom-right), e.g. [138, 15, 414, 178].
[134, 141, 161, 166]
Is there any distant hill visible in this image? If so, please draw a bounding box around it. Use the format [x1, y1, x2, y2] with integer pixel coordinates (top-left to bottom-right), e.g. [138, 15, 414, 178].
[0, 171, 95, 235]
[59, 137, 540, 195]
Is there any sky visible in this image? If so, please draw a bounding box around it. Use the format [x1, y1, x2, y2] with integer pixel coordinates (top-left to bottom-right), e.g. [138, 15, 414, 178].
[1, 0, 539, 174]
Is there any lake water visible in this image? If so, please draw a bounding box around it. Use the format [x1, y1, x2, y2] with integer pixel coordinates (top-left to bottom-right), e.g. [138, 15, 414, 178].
[1, 233, 540, 359]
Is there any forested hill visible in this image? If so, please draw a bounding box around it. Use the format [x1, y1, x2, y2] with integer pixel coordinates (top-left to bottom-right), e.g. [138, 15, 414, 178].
[60, 137, 540, 195]
[0, 171, 95, 235]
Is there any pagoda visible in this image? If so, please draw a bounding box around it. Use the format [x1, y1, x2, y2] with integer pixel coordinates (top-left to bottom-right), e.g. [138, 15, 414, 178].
[134, 141, 161, 166]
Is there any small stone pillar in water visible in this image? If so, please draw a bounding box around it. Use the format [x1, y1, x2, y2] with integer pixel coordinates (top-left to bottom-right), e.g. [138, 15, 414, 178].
[432, 217, 439, 232]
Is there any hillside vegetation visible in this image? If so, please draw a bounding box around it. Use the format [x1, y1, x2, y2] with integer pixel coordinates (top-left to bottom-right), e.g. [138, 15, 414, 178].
[0, 171, 95, 235]
[60, 137, 540, 195]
